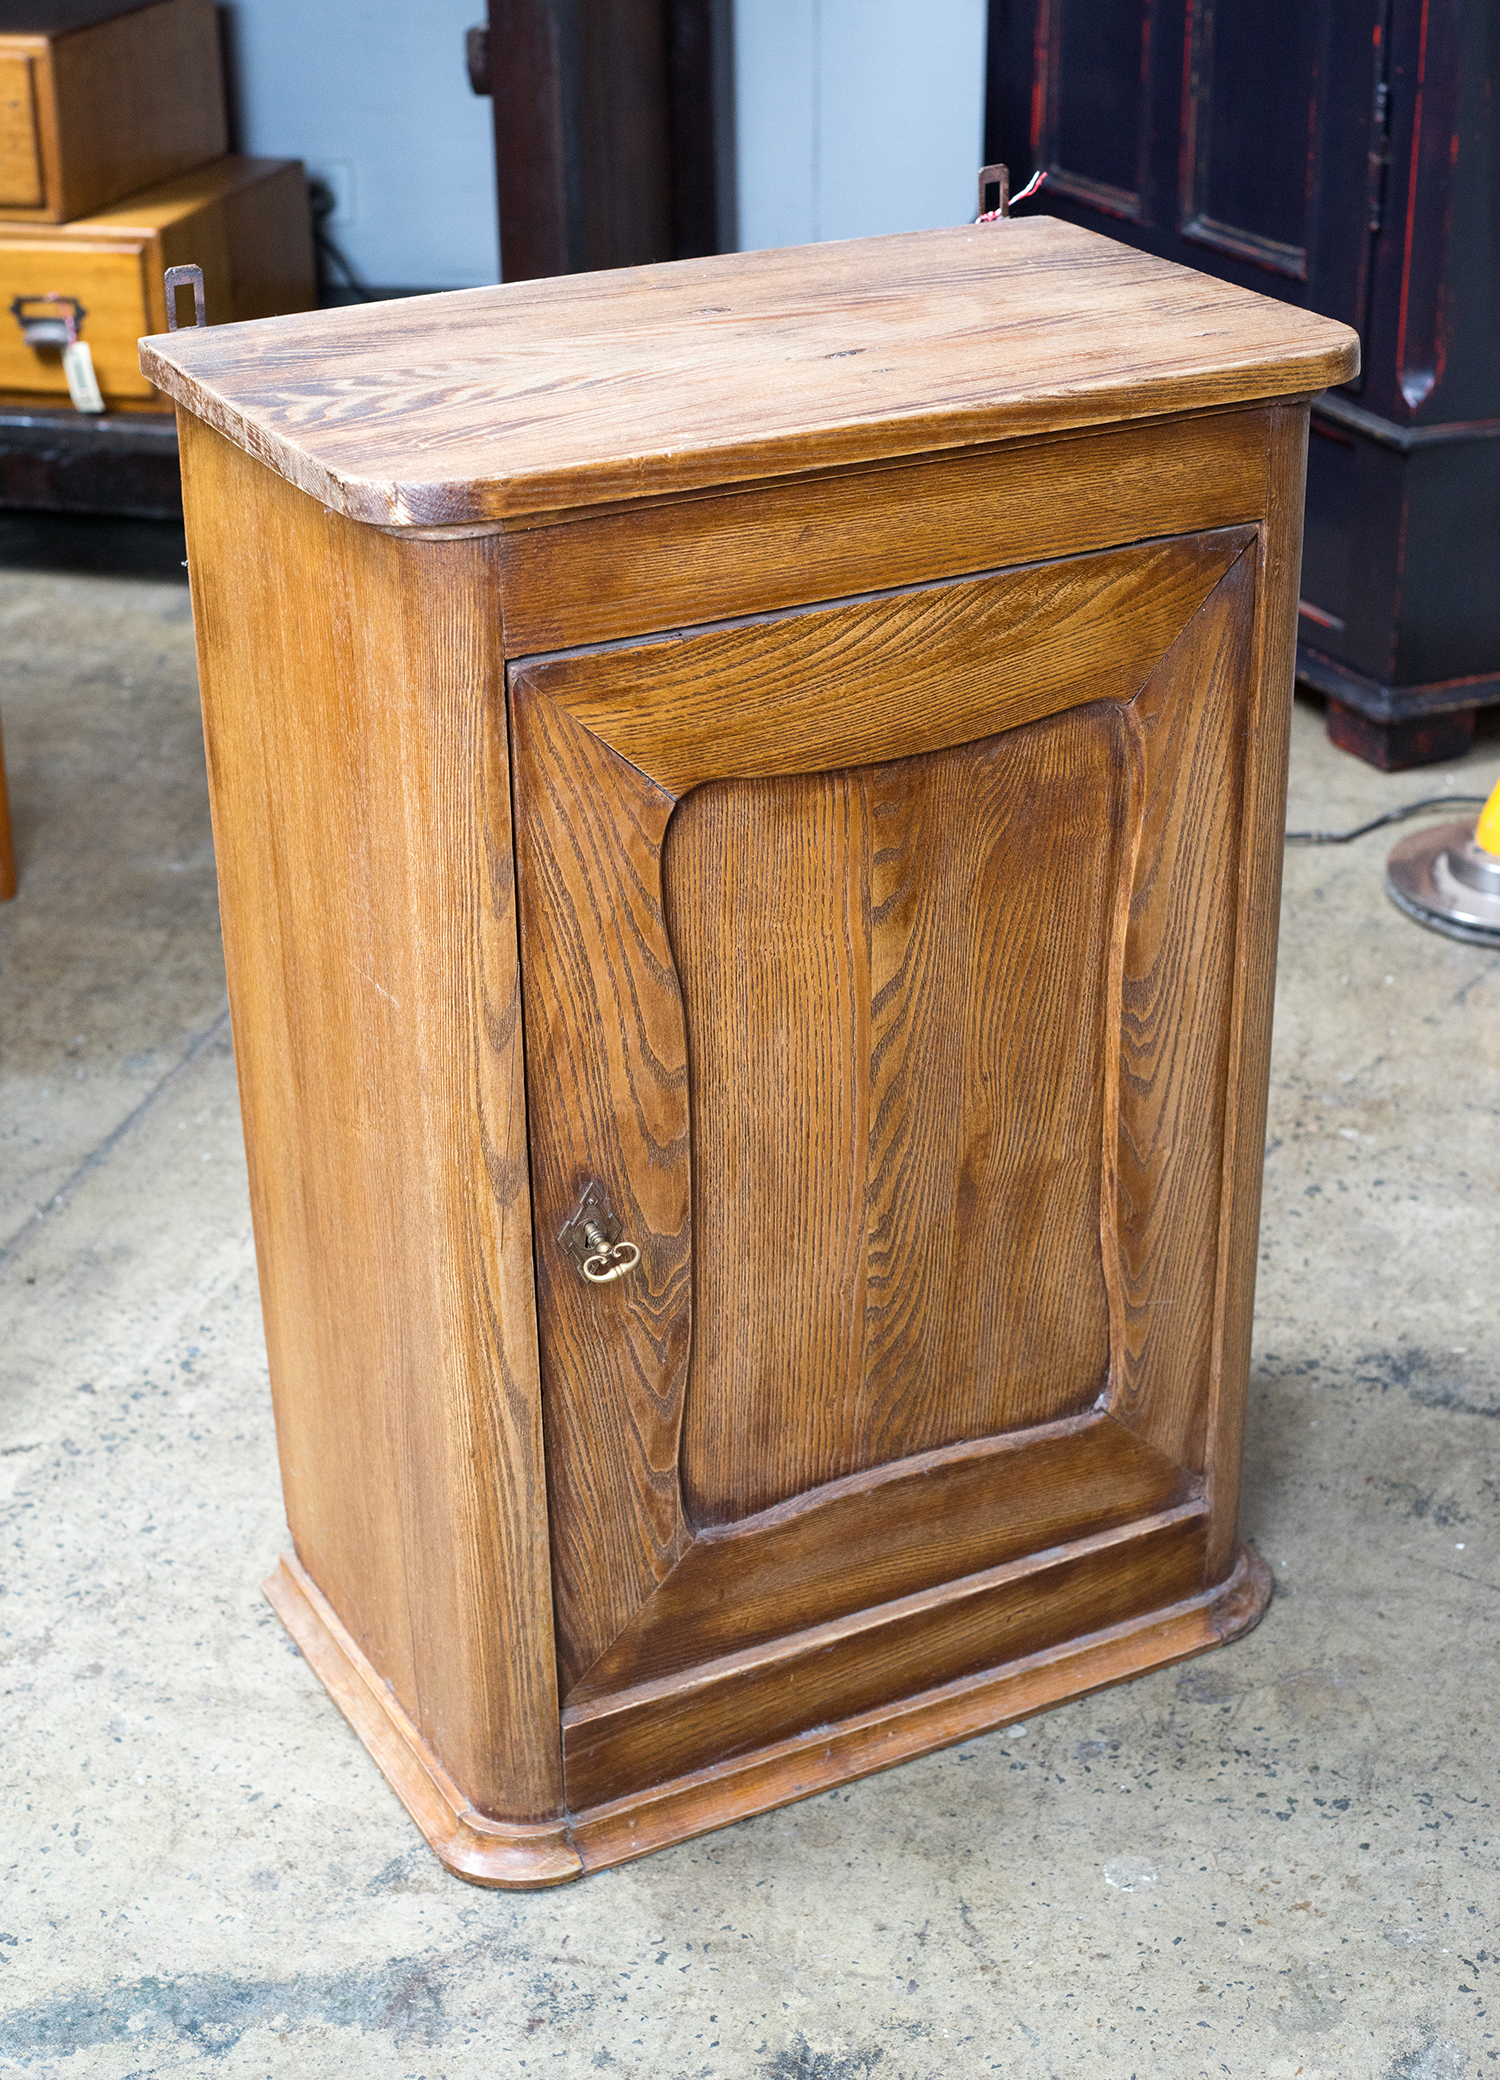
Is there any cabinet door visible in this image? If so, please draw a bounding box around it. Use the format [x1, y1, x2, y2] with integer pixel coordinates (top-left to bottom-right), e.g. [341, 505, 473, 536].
[511, 521, 1260, 1809]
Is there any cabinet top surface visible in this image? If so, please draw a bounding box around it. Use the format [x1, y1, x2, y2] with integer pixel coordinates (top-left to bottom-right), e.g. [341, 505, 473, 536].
[140, 219, 1359, 528]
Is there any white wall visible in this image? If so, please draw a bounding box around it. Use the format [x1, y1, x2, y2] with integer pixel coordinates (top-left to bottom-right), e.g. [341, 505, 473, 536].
[222, 0, 500, 290]
[733, 0, 987, 252]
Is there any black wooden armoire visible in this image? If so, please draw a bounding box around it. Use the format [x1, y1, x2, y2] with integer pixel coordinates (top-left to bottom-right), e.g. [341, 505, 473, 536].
[986, 0, 1499, 768]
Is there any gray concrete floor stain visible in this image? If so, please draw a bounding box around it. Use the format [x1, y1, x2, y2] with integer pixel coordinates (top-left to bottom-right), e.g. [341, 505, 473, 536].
[0, 522, 1497, 2077]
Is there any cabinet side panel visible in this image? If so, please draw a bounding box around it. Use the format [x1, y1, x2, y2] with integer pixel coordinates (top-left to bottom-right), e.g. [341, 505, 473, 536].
[218, 162, 317, 322]
[1204, 403, 1307, 1578]
[178, 414, 562, 1824]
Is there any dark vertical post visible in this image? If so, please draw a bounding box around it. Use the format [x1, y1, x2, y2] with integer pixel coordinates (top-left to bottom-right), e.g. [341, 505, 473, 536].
[668, 0, 725, 258]
[487, 0, 572, 280]
[482, 0, 730, 280]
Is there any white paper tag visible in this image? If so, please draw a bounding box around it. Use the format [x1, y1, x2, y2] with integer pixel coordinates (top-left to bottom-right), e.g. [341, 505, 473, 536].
[61, 339, 105, 414]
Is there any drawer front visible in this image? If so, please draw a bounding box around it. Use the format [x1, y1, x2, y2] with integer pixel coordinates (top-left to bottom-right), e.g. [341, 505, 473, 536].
[494, 407, 1276, 656]
[0, 239, 155, 400]
[1, 1, 226, 224]
[0, 52, 43, 210]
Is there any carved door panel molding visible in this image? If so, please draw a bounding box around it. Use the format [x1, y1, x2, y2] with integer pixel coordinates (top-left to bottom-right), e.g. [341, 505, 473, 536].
[510, 524, 1260, 1800]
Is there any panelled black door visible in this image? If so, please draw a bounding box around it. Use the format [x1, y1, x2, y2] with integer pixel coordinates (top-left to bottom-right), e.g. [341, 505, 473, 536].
[986, 0, 1388, 368]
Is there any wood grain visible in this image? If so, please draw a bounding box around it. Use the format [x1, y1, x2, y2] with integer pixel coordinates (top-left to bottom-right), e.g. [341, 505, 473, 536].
[0, 52, 41, 209]
[515, 529, 1255, 798]
[0, 0, 225, 224]
[180, 415, 563, 1824]
[1108, 544, 1257, 1474]
[667, 705, 1129, 1521]
[493, 406, 1273, 655]
[569, 1412, 1194, 1699]
[509, 689, 693, 1693]
[170, 206, 1315, 1873]
[562, 1505, 1210, 1808]
[517, 521, 1268, 1693]
[567, 1545, 1270, 1873]
[0, 239, 153, 401]
[2, 158, 314, 404]
[139, 218, 1359, 526]
[266, 1555, 581, 1887]
[173, 155, 318, 330]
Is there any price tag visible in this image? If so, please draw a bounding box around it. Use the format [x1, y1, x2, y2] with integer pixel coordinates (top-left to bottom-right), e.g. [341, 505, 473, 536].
[61, 339, 105, 414]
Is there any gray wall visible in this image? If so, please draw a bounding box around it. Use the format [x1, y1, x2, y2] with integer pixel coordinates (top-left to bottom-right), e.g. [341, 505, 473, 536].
[733, 0, 988, 252]
[222, 0, 500, 290]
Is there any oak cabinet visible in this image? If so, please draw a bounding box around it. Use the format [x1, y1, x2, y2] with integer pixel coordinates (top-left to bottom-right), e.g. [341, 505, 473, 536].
[144, 222, 1357, 1885]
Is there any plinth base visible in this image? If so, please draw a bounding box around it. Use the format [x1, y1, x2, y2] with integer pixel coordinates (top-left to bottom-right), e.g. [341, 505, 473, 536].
[265, 1543, 1272, 1888]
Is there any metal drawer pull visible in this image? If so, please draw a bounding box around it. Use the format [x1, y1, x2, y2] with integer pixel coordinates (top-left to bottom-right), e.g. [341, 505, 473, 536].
[11, 293, 85, 348]
[559, 1182, 640, 1285]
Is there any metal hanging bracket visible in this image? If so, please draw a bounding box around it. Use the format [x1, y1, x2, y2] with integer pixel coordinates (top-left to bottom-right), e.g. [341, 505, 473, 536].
[977, 163, 1010, 219]
[975, 164, 1047, 223]
[164, 263, 206, 331]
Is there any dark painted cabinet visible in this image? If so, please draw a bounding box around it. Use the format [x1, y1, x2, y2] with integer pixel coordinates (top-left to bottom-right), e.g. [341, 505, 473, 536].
[987, 0, 1500, 766]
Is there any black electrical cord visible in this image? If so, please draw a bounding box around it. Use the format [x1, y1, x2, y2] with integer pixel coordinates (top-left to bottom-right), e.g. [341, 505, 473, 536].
[308, 176, 378, 304]
[1284, 795, 1489, 846]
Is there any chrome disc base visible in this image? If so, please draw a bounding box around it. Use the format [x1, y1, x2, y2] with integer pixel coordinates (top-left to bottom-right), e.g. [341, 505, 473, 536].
[1386, 818, 1500, 947]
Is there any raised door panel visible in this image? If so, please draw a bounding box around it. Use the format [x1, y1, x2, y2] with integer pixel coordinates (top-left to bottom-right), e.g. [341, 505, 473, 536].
[511, 522, 1259, 1783]
[1180, 0, 1322, 280]
[666, 707, 1127, 1523]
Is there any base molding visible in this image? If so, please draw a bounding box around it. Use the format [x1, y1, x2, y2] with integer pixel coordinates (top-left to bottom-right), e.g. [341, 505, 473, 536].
[1297, 640, 1500, 725]
[264, 1557, 583, 1887]
[266, 1543, 1272, 1889]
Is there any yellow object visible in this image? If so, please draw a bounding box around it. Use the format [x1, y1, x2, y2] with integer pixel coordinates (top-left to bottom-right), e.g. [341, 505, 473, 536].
[1477, 773, 1500, 857]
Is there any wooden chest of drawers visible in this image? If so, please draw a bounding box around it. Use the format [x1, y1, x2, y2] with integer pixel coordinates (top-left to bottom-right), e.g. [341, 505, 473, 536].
[0, 0, 225, 224]
[143, 223, 1358, 1886]
[1, 154, 313, 403]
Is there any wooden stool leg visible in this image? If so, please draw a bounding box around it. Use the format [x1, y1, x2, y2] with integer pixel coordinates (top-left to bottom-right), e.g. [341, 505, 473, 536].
[0, 709, 15, 902]
[1326, 699, 1478, 772]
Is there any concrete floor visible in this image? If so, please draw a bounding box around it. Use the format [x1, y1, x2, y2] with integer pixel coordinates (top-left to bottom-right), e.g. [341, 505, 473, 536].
[1, 513, 1497, 2080]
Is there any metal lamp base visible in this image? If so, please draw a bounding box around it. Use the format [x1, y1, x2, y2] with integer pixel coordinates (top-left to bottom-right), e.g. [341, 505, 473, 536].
[1386, 818, 1500, 948]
